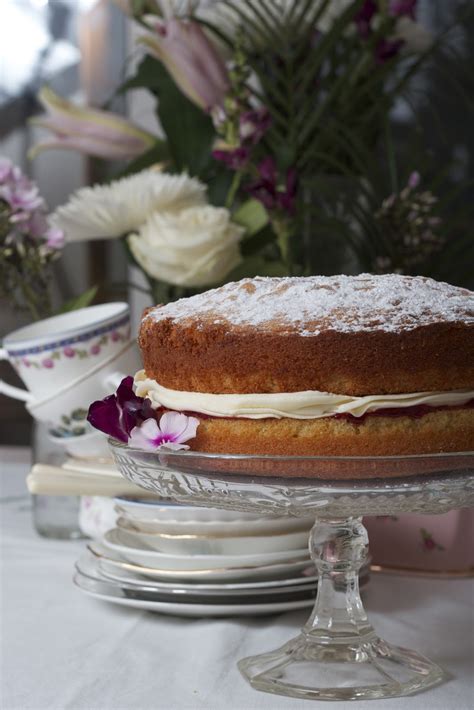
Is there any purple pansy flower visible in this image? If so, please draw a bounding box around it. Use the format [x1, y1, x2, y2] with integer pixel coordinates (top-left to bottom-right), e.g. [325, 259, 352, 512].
[129, 412, 200, 451]
[87, 376, 156, 443]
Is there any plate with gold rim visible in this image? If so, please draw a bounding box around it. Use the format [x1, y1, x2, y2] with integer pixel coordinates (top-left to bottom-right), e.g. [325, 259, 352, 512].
[103, 528, 311, 572]
[76, 552, 321, 601]
[89, 542, 314, 583]
[114, 520, 310, 556]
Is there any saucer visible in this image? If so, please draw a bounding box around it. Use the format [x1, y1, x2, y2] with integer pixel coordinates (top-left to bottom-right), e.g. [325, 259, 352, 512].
[90, 542, 313, 582]
[103, 528, 310, 572]
[73, 571, 315, 617]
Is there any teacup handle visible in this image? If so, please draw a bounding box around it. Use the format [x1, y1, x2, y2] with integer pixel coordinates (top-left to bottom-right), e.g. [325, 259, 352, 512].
[0, 348, 34, 403]
[104, 371, 127, 391]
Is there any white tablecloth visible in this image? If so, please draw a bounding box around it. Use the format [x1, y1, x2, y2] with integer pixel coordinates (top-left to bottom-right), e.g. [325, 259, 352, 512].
[1, 447, 473, 710]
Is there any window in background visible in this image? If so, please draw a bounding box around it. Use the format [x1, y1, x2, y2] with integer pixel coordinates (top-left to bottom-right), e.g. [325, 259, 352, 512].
[0, 0, 128, 445]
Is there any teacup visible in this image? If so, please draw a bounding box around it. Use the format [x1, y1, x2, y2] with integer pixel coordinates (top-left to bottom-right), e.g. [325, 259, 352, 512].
[48, 429, 111, 460]
[26, 339, 142, 432]
[0, 302, 130, 403]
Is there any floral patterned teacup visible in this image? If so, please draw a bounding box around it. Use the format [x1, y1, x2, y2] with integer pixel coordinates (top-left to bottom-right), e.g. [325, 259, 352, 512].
[365, 510, 474, 574]
[0, 302, 130, 403]
[26, 339, 141, 433]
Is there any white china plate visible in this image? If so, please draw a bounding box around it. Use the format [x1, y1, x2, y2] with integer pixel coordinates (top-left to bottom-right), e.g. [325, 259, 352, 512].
[77, 553, 318, 600]
[95, 560, 319, 595]
[73, 571, 315, 617]
[90, 542, 313, 582]
[114, 521, 310, 556]
[114, 496, 314, 533]
[115, 513, 313, 537]
[103, 529, 310, 572]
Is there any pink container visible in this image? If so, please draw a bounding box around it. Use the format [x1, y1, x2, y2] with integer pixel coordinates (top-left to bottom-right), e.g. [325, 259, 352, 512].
[364, 509, 474, 575]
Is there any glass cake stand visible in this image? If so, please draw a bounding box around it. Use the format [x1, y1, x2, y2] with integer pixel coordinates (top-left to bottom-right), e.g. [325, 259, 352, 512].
[109, 441, 474, 702]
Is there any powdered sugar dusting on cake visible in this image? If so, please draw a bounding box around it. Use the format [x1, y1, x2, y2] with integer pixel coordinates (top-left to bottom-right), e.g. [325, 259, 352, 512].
[145, 274, 474, 335]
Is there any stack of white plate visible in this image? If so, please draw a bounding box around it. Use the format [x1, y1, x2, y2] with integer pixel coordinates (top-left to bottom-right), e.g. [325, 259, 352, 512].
[74, 497, 369, 617]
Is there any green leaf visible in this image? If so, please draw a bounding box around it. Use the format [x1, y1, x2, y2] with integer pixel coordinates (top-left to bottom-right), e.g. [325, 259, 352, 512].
[240, 225, 276, 257]
[205, 166, 235, 206]
[117, 55, 215, 176]
[153, 66, 216, 176]
[117, 55, 164, 93]
[57, 285, 98, 314]
[233, 199, 269, 236]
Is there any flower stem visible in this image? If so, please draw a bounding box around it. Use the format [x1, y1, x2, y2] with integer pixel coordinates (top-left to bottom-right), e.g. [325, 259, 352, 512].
[226, 171, 243, 209]
[385, 117, 398, 194]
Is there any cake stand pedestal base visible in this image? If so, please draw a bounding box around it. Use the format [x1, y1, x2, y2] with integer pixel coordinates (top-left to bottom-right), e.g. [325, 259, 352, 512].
[110, 442, 474, 702]
[238, 516, 445, 701]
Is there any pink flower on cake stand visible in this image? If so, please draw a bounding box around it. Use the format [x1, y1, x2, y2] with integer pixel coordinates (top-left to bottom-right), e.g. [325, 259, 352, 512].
[129, 412, 199, 451]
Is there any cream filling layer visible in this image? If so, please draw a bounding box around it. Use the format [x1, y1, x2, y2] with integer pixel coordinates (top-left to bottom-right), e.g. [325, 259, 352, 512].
[134, 371, 474, 420]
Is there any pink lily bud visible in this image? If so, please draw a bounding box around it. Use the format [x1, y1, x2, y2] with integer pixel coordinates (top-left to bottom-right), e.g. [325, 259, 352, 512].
[29, 87, 155, 161]
[142, 18, 229, 112]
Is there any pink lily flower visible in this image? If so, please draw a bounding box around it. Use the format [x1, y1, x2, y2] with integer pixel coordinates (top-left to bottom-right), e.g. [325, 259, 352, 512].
[29, 87, 155, 161]
[128, 412, 200, 451]
[142, 18, 229, 112]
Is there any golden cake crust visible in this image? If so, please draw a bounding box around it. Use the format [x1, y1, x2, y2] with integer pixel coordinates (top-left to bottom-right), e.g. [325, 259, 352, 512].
[139, 275, 474, 396]
[189, 408, 474, 459]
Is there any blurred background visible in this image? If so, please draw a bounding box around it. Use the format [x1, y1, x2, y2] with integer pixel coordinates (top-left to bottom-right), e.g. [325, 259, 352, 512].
[1, 0, 473, 444]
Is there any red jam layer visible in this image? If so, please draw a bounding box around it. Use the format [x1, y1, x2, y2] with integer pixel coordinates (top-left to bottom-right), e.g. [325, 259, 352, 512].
[334, 398, 474, 424]
[165, 398, 474, 422]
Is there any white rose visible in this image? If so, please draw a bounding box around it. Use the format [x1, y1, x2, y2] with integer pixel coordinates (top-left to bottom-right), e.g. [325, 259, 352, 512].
[52, 169, 206, 241]
[128, 205, 243, 287]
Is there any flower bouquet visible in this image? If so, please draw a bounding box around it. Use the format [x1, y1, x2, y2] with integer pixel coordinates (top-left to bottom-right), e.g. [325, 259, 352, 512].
[30, 0, 472, 304]
[0, 158, 64, 320]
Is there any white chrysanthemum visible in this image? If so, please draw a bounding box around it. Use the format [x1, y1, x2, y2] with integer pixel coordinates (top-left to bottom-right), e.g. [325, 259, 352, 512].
[128, 205, 243, 287]
[52, 169, 206, 241]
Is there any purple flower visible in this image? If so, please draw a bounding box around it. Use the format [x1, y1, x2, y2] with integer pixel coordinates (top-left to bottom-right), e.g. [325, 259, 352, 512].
[87, 376, 155, 443]
[354, 0, 377, 38]
[247, 157, 298, 215]
[42, 358, 54, 368]
[408, 171, 420, 189]
[29, 87, 155, 161]
[129, 412, 200, 451]
[90, 344, 101, 355]
[212, 146, 250, 170]
[63, 346, 75, 358]
[143, 18, 229, 112]
[389, 0, 417, 19]
[239, 108, 271, 146]
[375, 38, 404, 63]
[0, 166, 43, 216]
[44, 226, 64, 249]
